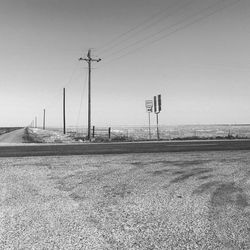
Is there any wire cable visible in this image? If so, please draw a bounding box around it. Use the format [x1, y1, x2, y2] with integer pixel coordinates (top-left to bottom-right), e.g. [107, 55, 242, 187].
[43, 61, 81, 111]
[104, 0, 234, 58]
[98, 0, 198, 55]
[62, 61, 81, 88]
[38, 60, 81, 129]
[75, 68, 88, 132]
[98, 0, 242, 67]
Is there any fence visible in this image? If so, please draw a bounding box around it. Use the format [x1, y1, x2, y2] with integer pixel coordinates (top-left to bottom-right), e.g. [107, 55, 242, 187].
[67, 126, 131, 141]
[65, 125, 250, 141]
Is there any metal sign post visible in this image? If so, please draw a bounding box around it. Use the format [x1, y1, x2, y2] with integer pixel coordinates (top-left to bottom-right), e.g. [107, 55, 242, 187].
[145, 100, 153, 140]
[154, 94, 162, 140]
[43, 109, 46, 130]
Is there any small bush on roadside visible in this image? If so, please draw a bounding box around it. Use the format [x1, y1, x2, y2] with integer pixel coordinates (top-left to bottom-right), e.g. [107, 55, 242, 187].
[111, 136, 131, 142]
[22, 127, 43, 143]
[92, 136, 110, 142]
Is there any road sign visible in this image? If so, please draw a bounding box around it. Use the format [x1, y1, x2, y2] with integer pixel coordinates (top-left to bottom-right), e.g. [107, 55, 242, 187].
[153, 94, 162, 140]
[154, 94, 162, 113]
[145, 100, 153, 112]
[158, 94, 161, 112]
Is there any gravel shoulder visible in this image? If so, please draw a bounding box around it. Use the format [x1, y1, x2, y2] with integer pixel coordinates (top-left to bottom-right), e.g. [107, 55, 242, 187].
[0, 151, 250, 249]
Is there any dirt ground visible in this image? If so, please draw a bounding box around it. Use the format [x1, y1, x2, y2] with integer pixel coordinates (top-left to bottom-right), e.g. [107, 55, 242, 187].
[0, 151, 250, 249]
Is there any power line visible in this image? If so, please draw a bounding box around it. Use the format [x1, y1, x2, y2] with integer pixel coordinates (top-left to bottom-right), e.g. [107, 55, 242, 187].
[98, 0, 198, 55]
[38, 60, 81, 129]
[75, 68, 88, 130]
[104, 0, 236, 59]
[43, 61, 81, 111]
[98, 0, 242, 67]
[63, 61, 81, 88]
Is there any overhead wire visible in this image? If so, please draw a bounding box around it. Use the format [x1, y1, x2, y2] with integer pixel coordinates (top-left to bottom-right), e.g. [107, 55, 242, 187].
[62, 60, 81, 88]
[39, 60, 81, 129]
[97, 0, 242, 67]
[75, 68, 88, 132]
[98, 0, 198, 55]
[43, 61, 80, 111]
[104, 0, 237, 59]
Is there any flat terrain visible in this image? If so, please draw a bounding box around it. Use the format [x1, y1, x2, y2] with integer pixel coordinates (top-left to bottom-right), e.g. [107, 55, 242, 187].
[1, 127, 250, 158]
[0, 151, 250, 249]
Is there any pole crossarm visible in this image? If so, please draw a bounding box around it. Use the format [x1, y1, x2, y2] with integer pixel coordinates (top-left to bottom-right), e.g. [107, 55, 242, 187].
[79, 58, 101, 62]
[79, 50, 101, 63]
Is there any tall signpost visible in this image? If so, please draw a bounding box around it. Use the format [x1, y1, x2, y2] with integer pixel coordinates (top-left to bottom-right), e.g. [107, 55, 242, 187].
[145, 100, 153, 140]
[154, 94, 162, 140]
[63, 88, 66, 134]
[79, 49, 101, 141]
[43, 109, 46, 130]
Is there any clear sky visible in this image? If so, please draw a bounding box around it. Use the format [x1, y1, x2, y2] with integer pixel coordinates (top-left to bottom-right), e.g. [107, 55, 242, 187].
[1, 0, 250, 128]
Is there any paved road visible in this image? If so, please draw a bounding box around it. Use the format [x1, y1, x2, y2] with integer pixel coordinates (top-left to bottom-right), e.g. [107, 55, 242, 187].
[0, 139, 250, 157]
[0, 128, 25, 143]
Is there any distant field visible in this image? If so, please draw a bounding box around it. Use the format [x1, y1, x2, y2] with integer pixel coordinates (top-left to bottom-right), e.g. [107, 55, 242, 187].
[3, 124, 250, 142]
[48, 124, 250, 141]
[1, 150, 250, 249]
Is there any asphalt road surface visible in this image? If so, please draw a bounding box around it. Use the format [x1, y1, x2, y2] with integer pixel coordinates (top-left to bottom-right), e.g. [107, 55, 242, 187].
[1, 128, 250, 157]
[0, 151, 250, 249]
[0, 128, 25, 143]
[0, 139, 250, 157]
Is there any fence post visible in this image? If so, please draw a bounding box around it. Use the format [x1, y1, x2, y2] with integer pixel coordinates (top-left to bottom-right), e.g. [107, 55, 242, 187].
[108, 127, 111, 140]
[92, 126, 95, 138]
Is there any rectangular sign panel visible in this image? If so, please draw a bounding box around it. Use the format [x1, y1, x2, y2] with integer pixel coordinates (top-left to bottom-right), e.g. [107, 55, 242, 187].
[154, 94, 162, 113]
[158, 94, 161, 112]
[145, 100, 153, 112]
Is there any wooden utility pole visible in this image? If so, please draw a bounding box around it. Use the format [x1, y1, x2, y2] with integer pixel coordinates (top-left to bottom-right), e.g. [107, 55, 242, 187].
[79, 49, 101, 141]
[43, 109, 45, 130]
[92, 126, 95, 138]
[63, 88, 66, 134]
[108, 127, 111, 140]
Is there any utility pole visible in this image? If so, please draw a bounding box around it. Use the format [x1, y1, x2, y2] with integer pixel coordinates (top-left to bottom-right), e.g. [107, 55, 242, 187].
[79, 49, 101, 141]
[43, 109, 46, 130]
[35, 116, 37, 128]
[63, 88, 66, 134]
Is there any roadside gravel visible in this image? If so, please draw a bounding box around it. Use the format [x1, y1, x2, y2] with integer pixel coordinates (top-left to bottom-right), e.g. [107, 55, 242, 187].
[0, 151, 250, 249]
